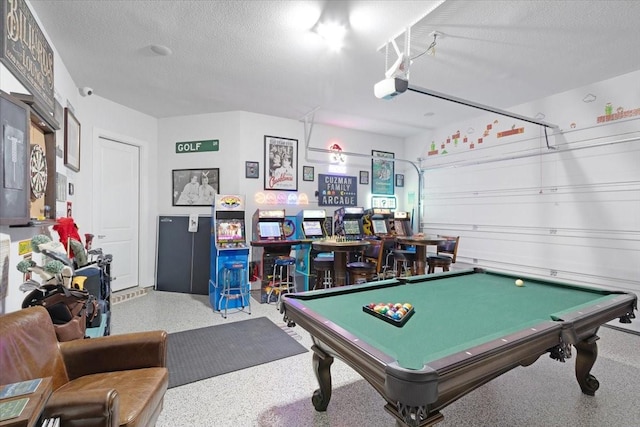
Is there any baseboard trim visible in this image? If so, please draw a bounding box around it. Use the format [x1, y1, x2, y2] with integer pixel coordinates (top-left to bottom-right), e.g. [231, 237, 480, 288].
[112, 287, 149, 305]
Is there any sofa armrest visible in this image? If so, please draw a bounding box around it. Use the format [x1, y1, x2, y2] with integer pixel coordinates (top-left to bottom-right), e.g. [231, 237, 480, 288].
[60, 330, 167, 379]
[45, 388, 119, 427]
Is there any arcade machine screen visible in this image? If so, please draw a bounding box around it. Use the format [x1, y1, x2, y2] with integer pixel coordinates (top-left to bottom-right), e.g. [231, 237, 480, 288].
[372, 219, 388, 235]
[217, 219, 244, 243]
[343, 220, 361, 236]
[258, 222, 282, 239]
[302, 221, 324, 238]
[394, 220, 406, 236]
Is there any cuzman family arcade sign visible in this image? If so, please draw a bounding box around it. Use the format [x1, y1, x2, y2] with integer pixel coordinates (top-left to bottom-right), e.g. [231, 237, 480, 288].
[318, 174, 358, 206]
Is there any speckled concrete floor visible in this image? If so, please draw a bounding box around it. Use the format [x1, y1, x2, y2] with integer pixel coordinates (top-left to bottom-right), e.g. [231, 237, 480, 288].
[111, 289, 640, 427]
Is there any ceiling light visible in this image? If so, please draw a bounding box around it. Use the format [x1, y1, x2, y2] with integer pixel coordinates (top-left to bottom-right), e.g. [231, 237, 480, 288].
[315, 22, 346, 51]
[150, 44, 172, 56]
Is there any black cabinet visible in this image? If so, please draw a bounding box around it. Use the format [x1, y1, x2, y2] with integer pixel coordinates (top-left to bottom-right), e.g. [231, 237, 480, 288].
[156, 215, 211, 294]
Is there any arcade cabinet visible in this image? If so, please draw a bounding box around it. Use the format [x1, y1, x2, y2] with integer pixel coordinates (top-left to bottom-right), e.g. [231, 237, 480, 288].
[364, 208, 393, 237]
[333, 207, 365, 241]
[363, 207, 396, 275]
[294, 209, 328, 291]
[210, 194, 250, 312]
[392, 211, 413, 237]
[250, 209, 300, 302]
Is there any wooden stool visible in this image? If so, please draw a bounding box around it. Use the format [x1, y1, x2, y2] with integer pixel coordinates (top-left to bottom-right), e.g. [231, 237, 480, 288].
[313, 257, 334, 290]
[427, 256, 452, 274]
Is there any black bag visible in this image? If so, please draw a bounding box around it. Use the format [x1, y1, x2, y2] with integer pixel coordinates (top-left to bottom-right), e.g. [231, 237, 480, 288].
[22, 284, 99, 341]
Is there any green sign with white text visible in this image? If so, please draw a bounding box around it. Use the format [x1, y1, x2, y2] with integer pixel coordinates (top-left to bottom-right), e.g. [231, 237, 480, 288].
[175, 140, 219, 153]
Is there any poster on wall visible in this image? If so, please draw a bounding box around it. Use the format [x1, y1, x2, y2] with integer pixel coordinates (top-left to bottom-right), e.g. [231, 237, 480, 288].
[371, 150, 394, 195]
[317, 174, 357, 207]
[264, 135, 297, 191]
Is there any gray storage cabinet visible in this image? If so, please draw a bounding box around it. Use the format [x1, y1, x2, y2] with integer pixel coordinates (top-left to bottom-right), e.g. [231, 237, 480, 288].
[156, 215, 211, 294]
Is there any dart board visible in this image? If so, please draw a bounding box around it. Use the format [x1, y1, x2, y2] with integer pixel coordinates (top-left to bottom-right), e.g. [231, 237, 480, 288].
[30, 144, 47, 199]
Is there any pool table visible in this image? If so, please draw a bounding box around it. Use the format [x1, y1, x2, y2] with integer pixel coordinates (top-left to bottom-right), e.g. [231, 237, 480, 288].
[280, 268, 637, 427]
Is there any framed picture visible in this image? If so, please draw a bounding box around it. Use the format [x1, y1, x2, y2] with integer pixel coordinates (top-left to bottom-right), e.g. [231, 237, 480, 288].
[172, 168, 219, 206]
[245, 161, 259, 179]
[265, 135, 298, 191]
[56, 172, 67, 202]
[359, 170, 369, 185]
[303, 166, 314, 181]
[371, 150, 394, 195]
[395, 174, 404, 187]
[64, 107, 81, 172]
[54, 99, 64, 158]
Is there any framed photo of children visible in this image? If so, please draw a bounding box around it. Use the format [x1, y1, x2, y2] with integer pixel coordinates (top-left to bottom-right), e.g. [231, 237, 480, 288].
[395, 174, 404, 187]
[172, 168, 219, 206]
[371, 150, 394, 195]
[359, 171, 369, 185]
[303, 166, 314, 181]
[265, 135, 298, 191]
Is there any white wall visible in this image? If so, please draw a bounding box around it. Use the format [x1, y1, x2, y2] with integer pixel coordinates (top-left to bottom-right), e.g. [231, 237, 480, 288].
[0, 1, 158, 313]
[405, 70, 640, 299]
[157, 110, 406, 228]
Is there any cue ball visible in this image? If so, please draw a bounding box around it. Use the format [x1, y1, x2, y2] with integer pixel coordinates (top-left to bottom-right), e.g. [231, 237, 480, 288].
[515, 279, 524, 287]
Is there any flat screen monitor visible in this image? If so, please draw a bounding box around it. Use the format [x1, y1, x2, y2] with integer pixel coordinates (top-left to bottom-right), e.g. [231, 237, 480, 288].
[302, 221, 324, 237]
[372, 219, 388, 234]
[343, 220, 361, 235]
[258, 221, 282, 239]
[394, 220, 406, 236]
[217, 219, 244, 242]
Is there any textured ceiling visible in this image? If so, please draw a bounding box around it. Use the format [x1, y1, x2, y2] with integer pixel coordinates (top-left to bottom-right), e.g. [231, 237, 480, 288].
[29, 0, 640, 138]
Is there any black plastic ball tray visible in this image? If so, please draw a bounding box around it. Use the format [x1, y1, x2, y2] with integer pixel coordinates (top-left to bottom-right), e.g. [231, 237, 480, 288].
[362, 304, 415, 327]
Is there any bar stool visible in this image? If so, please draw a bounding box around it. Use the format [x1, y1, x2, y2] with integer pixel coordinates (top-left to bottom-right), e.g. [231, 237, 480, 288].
[380, 238, 397, 279]
[219, 260, 251, 318]
[427, 255, 452, 274]
[267, 256, 297, 309]
[346, 261, 377, 284]
[392, 249, 416, 277]
[313, 256, 334, 290]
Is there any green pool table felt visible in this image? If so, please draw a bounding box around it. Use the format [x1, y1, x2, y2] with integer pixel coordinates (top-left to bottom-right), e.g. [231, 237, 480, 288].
[299, 273, 619, 369]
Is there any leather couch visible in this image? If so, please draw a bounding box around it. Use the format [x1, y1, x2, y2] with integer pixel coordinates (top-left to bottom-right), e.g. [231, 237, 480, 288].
[0, 306, 168, 427]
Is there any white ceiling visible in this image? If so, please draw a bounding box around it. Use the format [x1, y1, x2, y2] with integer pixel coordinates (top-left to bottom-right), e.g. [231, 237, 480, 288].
[29, 0, 640, 138]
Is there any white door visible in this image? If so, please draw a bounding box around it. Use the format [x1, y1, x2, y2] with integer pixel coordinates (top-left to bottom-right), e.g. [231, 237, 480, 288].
[93, 137, 140, 291]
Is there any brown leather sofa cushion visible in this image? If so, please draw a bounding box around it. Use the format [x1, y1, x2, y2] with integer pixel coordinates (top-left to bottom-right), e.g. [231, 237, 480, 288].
[0, 306, 168, 427]
[52, 369, 167, 427]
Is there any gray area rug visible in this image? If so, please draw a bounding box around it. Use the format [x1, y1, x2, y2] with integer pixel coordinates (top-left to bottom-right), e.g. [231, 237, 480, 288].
[167, 317, 308, 388]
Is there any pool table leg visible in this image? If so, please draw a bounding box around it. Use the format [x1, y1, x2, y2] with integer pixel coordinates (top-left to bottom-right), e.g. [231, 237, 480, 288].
[311, 345, 334, 411]
[574, 334, 600, 396]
